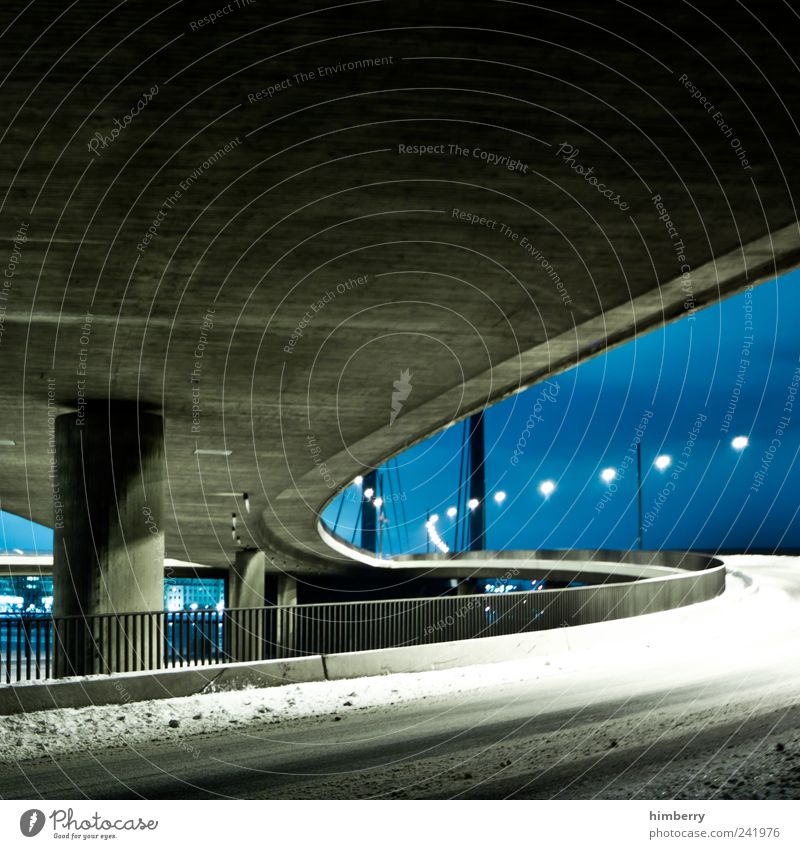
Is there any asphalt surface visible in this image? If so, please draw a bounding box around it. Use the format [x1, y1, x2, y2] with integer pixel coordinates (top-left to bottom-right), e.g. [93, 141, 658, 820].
[1, 557, 799, 800]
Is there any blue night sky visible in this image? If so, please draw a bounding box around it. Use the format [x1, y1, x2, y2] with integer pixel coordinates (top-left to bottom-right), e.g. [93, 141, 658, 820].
[0, 509, 52, 554]
[3, 269, 799, 557]
[324, 268, 800, 555]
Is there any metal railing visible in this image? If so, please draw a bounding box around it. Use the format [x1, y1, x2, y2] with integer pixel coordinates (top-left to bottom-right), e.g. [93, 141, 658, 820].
[0, 562, 724, 684]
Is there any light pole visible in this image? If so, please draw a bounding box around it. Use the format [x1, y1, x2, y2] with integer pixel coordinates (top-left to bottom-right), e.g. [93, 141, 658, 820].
[636, 442, 643, 550]
[637, 448, 672, 550]
[446, 505, 458, 551]
[425, 506, 431, 554]
[374, 496, 385, 559]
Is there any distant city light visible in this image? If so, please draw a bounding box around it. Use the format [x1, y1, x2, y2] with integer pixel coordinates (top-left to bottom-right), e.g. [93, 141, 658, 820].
[354, 475, 363, 486]
[654, 455, 672, 471]
[446, 506, 458, 518]
[732, 435, 749, 450]
[493, 490, 507, 504]
[600, 467, 617, 483]
[0, 595, 23, 608]
[467, 498, 480, 510]
[538, 479, 556, 497]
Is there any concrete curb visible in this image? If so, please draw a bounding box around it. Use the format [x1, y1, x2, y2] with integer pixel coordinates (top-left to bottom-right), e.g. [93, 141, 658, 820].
[0, 656, 326, 716]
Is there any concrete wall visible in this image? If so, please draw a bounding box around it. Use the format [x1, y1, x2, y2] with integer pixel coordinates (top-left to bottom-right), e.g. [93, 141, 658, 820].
[0, 581, 725, 716]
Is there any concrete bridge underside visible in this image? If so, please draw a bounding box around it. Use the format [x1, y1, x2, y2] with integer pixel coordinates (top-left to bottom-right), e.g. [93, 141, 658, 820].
[1, 1, 799, 610]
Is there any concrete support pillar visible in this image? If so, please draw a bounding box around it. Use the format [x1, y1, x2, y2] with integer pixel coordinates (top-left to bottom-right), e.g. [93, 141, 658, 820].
[467, 411, 486, 551]
[276, 573, 298, 607]
[275, 573, 298, 656]
[227, 549, 266, 662]
[53, 403, 165, 676]
[229, 549, 266, 608]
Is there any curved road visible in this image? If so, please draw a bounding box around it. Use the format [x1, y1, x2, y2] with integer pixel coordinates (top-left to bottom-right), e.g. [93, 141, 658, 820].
[1, 556, 799, 800]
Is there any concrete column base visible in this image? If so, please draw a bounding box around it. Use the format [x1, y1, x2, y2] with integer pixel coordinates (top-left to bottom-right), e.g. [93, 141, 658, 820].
[275, 573, 298, 656]
[227, 549, 266, 663]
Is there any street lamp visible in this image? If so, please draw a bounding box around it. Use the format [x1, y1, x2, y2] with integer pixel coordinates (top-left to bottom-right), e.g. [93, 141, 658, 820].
[467, 497, 479, 510]
[600, 467, 617, 484]
[446, 506, 458, 518]
[654, 454, 672, 471]
[731, 435, 749, 450]
[493, 490, 507, 504]
[538, 479, 556, 497]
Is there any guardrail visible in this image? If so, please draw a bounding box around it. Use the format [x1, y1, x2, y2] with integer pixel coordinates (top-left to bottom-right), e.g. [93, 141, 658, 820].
[0, 557, 724, 685]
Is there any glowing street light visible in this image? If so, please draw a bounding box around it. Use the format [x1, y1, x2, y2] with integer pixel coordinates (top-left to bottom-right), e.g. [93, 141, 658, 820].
[373, 496, 384, 509]
[364, 487, 374, 500]
[446, 506, 458, 518]
[353, 475, 363, 486]
[493, 490, 507, 504]
[600, 467, 617, 484]
[654, 454, 672, 471]
[732, 435, 749, 451]
[425, 513, 450, 553]
[467, 497, 479, 511]
[538, 479, 556, 497]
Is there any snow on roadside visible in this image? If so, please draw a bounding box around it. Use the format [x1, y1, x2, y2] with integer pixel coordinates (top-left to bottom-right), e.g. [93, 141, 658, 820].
[0, 656, 564, 764]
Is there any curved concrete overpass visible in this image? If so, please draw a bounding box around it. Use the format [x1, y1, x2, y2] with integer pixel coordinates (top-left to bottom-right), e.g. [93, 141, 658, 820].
[1, 2, 799, 584]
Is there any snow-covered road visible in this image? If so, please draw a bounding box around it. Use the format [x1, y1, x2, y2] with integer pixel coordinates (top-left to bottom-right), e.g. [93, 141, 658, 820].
[1, 555, 799, 799]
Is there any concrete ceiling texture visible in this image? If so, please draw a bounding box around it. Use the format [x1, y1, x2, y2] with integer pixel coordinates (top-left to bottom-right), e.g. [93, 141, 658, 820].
[0, 1, 799, 573]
